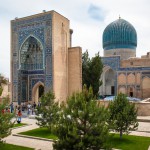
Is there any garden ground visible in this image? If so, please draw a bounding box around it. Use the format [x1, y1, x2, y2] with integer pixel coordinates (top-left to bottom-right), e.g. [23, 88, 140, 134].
[3, 116, 150, 150]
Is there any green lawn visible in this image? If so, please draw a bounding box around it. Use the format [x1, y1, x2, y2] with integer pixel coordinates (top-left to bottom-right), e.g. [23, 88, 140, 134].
[110, 134, 150, 150]
[19, 127, 58, 140]
[0, 143, 33, 150]
[19, 128, 150, 150]
[13, 123, 27, 128]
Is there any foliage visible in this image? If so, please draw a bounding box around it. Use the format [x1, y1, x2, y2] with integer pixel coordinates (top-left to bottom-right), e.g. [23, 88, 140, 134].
[0, 96, 14, 143]
[108, 93, 138, 139]
[0, 74, 8, 96]
[36, 91, 60, 133]
[53, 86, 111, 150]
[19, 127, 58, 140]
[0, 87, 2, 96]
[82, 50, 103, 97]
[82, 50, 90, 88]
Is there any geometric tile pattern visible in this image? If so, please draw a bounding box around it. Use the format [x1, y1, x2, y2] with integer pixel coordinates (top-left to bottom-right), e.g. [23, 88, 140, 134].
[11, 13, 52, 104]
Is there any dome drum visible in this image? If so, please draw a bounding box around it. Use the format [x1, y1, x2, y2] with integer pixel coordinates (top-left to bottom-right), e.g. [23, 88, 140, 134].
[104, 48, 136, 60]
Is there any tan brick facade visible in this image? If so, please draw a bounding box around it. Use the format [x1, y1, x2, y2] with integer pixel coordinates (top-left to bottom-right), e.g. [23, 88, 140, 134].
[68, 47, 82, 96]
[10, 11, 82, 104]
[117, 52, 150, 99]
[52, 12, 82, 102]
[121, 57, 150, 68]
[104, 48, 136, 60]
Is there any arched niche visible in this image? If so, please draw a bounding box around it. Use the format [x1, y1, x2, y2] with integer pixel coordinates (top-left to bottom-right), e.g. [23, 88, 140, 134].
[127, 73, 135, 84]
[142, 77, 150, 98]
[20, 36, 43, 70]
[99, 66, 116, 96]
[118, 73, 126, 84]
[118, 86, 126, 94]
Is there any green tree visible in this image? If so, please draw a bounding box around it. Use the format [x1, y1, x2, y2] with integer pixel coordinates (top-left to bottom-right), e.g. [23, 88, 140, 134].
[53, 86, 111, 150]
[89, 53, 103, 96]
[82, 50, 103, 97]
[0, 74, 7, 96]
[0, 96, 14, 143]
[82, 50, 90, 88]
[36, 91, 60, 132]
[108, 93, 138, 139]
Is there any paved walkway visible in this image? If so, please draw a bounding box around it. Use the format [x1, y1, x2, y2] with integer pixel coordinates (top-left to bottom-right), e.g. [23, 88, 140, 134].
[4, 118, 53, 150]
[3, 116, 150, 150]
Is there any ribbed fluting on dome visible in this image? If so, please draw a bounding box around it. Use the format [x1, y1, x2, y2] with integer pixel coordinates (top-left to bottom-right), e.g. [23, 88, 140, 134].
[103, 19, 137, 50]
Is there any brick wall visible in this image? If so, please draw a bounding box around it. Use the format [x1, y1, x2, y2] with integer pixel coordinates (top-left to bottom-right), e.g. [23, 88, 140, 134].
[68, 47, 82, 96]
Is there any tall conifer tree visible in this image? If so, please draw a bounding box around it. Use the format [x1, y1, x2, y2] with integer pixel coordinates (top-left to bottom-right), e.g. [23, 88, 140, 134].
[53, 86, 111, 150]
[82, 51, 103, 97]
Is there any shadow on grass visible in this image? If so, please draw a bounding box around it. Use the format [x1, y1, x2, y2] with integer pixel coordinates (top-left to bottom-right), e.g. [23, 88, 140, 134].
[19, 127, 58, 140]
[0, 143, 33, 150]
[13, 123, 27, 128]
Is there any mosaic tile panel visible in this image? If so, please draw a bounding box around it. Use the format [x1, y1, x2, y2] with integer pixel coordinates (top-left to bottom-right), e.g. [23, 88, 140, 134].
[11, 13, 53, 103]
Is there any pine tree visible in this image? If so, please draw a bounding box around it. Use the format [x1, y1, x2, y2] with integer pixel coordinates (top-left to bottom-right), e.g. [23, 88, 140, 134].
[108, 93, 138, 139]
[53, 86, 111, 150]
[0, 96, 14, 143]
[36, 91, 60, 132]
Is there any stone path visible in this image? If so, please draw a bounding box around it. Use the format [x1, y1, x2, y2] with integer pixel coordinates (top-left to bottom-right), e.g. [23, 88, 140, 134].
[3, 116, 150, 150]
[4, 118, 53, 150]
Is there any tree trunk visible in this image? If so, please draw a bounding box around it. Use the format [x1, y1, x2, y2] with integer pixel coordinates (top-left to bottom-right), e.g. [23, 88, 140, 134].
[120, 130, 123, 139]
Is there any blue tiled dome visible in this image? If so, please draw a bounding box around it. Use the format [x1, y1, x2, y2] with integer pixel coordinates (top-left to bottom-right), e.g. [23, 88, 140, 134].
[103, 18, 137, 50]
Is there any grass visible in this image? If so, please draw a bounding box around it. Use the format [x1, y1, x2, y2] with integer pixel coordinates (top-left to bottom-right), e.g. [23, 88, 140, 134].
[0, 143, 34, 150]
[19, 127, 58, 140]
[13, 123, 27, 128]
[19, 128, 150, 150]
[110, 133, 150, 150]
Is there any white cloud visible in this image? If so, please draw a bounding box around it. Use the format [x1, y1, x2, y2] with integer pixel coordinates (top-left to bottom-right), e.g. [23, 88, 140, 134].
[1, 0, 150, 78]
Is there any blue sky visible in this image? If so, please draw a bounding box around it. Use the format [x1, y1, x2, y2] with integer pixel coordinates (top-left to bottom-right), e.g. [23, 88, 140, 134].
[1, 0, 150, 78]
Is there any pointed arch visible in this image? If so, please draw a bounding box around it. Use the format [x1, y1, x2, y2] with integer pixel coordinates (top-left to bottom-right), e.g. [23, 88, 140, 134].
[20, 34, 43, 50]
[142, 77, 150, 98]
[118, 86, 126, 94]
[99, 65, 116, 96]
[127, 73, 135, 84]
[32, 81, 44, 104]
[118, 73, 126, 84]
[19, 36, 44, 70]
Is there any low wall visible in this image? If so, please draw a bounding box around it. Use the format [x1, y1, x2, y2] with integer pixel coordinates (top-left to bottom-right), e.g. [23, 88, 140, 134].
[135, 102, 150, 116]
[98, 100, 150, 116]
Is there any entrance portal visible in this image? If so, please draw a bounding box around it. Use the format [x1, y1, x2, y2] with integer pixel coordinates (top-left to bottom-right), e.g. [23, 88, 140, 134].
[104, 68, 115, 96]
[32, 81, 44, 104]
[99, 66, 116, 96]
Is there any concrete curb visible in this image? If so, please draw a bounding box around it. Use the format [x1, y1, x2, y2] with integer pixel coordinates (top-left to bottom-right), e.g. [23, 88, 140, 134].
[137, 119, 150, 123]
[136, 130, 150, 133]
[12, 134, 122, 150]
[12, 133, 55, 142]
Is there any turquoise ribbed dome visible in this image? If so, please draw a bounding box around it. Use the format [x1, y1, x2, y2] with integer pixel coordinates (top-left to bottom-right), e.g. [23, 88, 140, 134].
[103, 18, 137, 50]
